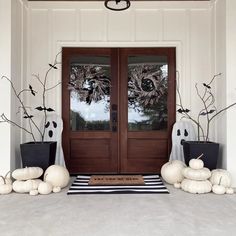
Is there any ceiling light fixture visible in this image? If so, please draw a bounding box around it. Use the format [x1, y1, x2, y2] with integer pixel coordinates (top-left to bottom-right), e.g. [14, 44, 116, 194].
[104, 0, 131, 11]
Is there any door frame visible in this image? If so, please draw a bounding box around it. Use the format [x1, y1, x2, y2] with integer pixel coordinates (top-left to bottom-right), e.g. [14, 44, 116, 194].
[62, 47, 176, 174]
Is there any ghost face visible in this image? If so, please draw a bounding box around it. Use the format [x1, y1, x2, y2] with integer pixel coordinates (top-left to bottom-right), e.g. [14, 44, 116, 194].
[172, 121, 196, 146]
[45, 120, 58, 139]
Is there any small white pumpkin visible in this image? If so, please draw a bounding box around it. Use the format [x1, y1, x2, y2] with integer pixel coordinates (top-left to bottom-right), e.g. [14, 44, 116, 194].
[174, 182, 181, 189]
[226, 187, 234, 194]
[53, 186, 61, 193]
[29, 190, 39, 196]
[212, 185, 226, 195]
[189, 154, 204, 170]
[12, 167, 43, 181]
[181, 179, 212, 194]
[210, 169, 232, 187]
[161, 160, 186, 184]
[0, 176, 12, 195]
[13, 179, 42, 193]
[0, 171, 12, 185]
[38, 182, 53, 195]
[182, 167, 211, 181]
[44, 165, 70, 188]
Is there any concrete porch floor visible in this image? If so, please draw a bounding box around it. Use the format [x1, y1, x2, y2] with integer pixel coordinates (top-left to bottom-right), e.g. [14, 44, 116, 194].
[0, 178, 236, 236]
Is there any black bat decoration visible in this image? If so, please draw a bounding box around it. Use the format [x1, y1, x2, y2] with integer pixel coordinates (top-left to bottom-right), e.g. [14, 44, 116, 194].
[203, 83, 211, 89]
[177, 108, 190, 113]
[49, 64, 57, 69]
[35, 106, 54, 112]
[23, 115, 34, 119]
[29, 84, 36, 96]
[46, 108, 55, 112]
[35, 106, 44, 111]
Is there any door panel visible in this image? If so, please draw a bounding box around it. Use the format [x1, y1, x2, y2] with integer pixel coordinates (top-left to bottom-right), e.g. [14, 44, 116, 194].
[119, 48, 176, 173]
[62, 47, 175, 174]
[62, 48, 118, 174]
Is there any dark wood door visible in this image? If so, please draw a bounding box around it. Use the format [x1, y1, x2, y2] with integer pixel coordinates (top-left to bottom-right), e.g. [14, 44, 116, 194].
[62, 47, 175, 174]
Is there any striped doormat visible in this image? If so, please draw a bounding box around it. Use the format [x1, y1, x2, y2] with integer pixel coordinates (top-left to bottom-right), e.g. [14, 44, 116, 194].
[67, 174, 169, 194]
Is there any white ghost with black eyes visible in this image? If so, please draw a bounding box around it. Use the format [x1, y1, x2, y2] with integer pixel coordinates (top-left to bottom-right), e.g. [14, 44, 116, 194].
[169, 121, 196, 162]
[42, 114, 65, 166]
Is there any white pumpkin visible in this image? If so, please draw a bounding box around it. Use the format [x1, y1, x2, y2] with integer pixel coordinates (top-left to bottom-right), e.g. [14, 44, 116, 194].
[181, 179, 212, 194]
[0, 171, 12, 185]
[53, 186, 61, 193]
[189, 154, 204, 170]
[182, 167, 211, 181]
[12, 167, 43, 181]
[29, 190, 39, 196]
[210, 169, 232, 187]
[13, 179, 42, 193]
[226, 188, 234, 194]
[161, 160, 186, 184]
[44, 165, 70, 188]
[212, 185, 226, 195]
[38, 182, 53, 195]
[0, 176, 12, 195]
[174, 182, 181, 189]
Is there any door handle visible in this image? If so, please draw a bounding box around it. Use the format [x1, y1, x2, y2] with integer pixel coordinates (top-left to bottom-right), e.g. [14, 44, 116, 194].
[111, 104, 118, 132]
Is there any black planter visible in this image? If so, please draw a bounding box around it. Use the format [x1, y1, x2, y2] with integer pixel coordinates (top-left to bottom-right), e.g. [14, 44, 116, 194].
[20, 142, 57, 171]
[183, 141, 219, 170]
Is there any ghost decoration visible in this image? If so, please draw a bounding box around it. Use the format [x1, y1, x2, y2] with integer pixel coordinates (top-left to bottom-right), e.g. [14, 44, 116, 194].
[42, 114, 65, 167]
[169, 121, 196, 162]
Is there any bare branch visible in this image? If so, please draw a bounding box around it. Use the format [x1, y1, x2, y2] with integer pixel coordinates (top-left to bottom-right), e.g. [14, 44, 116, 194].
[45, 82, 61, 91]
[0, 113, 35, 141]
[32, 74, 44, 86]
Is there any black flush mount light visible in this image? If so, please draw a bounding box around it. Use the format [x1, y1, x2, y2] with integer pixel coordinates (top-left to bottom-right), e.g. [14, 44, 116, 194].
[104, 0, 131, 11]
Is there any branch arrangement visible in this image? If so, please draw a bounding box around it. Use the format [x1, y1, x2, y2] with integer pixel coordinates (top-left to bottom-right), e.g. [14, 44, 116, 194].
[176, 72, 236, 141]
[0, 52, 61, 142]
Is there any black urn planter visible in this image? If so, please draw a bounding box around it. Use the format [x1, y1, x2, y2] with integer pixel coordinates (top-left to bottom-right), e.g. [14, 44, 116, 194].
[20, 141, 57, 171]
[183, 141, 219, 170]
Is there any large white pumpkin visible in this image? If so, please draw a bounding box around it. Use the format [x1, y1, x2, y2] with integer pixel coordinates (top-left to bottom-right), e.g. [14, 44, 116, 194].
[44, 165, 70, 188]
[12, 167, 43, 181]
[13, 179, 42, 193]
[181, 179, 212, 194]
[182, 167, 211, 181]
[209, 169, 232, 187]
[161, 160, 186, 184]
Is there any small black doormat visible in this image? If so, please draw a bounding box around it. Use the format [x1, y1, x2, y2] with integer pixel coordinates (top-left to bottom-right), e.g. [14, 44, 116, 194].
[67, 174, 169, 194]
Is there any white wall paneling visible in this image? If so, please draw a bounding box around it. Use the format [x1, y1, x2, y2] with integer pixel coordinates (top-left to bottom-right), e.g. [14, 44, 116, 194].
[27, 1, 213, 148]
[0, 0, 12, 174]
[28, 1, 213, 120]
[80, 9, 106, 41]
[0, 0, 27, 174]
[135, 10, 162, 41]
[225, 0, 236, 185]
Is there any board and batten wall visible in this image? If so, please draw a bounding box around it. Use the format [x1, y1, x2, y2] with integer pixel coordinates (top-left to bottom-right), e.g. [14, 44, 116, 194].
[27, 1, 213, 133]
[214, 0, 236, 185]
[26, 1, 214, 162]
[0, 0, 27, 174]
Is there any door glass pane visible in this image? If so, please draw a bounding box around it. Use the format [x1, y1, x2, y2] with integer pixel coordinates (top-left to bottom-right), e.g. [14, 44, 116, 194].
[128, 55, 168, 131]
[69, 56, 111, 131]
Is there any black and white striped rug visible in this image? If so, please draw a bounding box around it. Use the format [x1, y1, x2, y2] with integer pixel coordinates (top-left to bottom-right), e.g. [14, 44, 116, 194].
[67, 174, 169, 194]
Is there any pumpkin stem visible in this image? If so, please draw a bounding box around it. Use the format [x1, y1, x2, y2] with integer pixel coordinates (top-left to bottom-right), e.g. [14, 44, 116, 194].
[219, 176, 222, 185]
[196, 153, 204, 160]
[4, 171, 11, 179]
[0, 176, 6, 185]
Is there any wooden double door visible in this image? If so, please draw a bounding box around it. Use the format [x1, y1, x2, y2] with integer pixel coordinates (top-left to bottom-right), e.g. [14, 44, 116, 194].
[62, 47, 176, 174]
